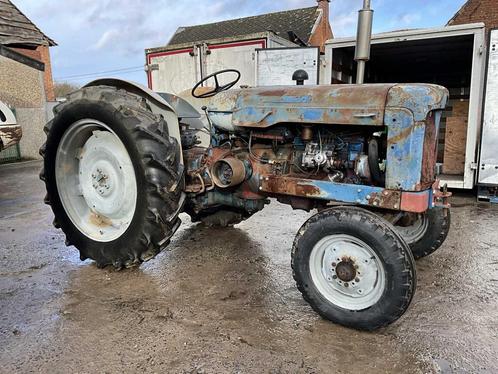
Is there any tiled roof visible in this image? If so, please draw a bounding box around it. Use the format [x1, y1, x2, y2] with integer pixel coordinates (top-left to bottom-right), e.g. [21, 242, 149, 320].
[0, 0, 56, 47]
[169, 6, 320, 46]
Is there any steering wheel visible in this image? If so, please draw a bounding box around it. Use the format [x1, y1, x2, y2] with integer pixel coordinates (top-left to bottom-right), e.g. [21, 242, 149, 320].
[191, 69, 241, 99]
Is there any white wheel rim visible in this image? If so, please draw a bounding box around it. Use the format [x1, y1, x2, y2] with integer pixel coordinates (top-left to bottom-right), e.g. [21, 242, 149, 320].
[396, 214, 428, 244]
[309, 234, 386, 310]
[55, 119, 137, 242]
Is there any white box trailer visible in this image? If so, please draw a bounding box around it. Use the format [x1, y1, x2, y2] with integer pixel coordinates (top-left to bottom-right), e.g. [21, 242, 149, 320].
[256, 47, 320, 86]
[324, 23, 487, 190]
[477, 28, 498, 201]
[145, 32, 296, 94]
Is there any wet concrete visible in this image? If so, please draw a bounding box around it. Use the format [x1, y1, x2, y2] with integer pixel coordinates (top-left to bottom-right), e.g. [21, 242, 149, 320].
[0, 160, 497, 373]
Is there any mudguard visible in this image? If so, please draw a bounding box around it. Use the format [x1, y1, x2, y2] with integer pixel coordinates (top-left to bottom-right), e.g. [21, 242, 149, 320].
[84, 78, 183, 160]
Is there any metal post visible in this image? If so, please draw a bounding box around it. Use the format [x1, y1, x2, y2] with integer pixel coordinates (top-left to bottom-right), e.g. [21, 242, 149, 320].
[355, 0, 374, 84]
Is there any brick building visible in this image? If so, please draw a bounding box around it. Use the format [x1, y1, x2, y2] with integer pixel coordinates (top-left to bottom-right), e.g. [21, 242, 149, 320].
[448, 0, 498, 35]
[0, 0, 56, 101]
[0, 0, 56, 161]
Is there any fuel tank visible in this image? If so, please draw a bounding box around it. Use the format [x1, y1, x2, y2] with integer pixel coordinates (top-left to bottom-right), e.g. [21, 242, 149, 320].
[206, 83, 448, 132]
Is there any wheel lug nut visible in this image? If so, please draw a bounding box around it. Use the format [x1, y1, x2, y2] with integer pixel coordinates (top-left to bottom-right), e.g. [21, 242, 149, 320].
[332, 262, 337, 267]
[332, 275, 337, 279]
[355, 278, 360, 282]
[344, 282, 349, 287]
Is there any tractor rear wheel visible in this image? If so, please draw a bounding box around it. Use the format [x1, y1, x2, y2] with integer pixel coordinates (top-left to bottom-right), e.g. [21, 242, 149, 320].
[292, 206, 416, 331]
[392, 209, 450, 259]
[40, 86, 184, 268]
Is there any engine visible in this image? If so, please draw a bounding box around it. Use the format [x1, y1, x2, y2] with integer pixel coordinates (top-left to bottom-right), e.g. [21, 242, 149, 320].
[298, 131, 372, 183]
[182, 123, 383, 189]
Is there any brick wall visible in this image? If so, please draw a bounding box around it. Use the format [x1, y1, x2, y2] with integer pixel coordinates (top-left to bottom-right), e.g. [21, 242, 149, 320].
[37, 46, 55, 101]
[11, 45, 55, 101]
[309, 0, 333, 52]
[448, 0, 498, 34]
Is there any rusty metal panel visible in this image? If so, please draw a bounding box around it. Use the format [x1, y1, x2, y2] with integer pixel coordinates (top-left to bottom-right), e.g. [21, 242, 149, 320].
[384, 84, 448, 191]
[232, 84, 394, 128]
[259, 176, 403, 210]
[384, 108, 425, 191]
[386, 84, 448, 122]
[259, 175, 433, 212]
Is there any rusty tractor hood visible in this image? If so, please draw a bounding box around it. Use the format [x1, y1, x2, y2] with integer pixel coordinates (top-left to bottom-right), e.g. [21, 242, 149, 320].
[206, 83, 448, 130]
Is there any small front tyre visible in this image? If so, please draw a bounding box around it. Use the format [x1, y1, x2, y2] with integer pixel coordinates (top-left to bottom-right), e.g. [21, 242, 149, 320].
[292, 207, 416, 331]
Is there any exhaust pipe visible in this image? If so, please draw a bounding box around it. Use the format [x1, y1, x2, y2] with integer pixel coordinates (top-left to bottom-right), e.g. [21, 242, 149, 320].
[355, 0, 374, 84]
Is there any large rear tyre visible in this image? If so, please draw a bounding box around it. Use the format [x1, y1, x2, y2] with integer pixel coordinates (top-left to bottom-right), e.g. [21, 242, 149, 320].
[389, 209, 450, 259]
[40, 86, 184, 268]
[292, 207, 416, 331]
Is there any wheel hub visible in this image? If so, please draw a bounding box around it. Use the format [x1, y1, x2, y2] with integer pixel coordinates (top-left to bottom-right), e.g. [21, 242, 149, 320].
[55, 120, 137, 242]
[309, 234, 385, 310]
[335, 259, 357, 282]
[92, 168, 112, 196]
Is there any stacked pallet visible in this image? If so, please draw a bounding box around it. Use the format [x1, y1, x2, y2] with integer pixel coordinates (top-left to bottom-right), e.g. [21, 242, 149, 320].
[443, 100, 469, 175]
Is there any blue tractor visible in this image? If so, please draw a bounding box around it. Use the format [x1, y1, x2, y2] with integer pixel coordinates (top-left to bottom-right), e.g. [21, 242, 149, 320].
[40, 72, 450, 330]
[40, 2, 451, 330]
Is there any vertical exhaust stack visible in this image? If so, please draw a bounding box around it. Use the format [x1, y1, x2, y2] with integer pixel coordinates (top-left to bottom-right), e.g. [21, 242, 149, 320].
[355, 0, 374, 84]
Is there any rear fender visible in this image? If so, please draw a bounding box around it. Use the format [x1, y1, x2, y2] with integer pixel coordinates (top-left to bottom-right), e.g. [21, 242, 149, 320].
[84, 78, 183, 163]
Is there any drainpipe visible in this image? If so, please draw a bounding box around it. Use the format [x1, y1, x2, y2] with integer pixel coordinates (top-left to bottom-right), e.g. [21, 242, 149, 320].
[355, 0, 374, 84]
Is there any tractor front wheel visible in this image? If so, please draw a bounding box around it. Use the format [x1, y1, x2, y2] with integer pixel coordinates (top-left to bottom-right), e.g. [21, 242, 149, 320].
[292, 207, 416, 331]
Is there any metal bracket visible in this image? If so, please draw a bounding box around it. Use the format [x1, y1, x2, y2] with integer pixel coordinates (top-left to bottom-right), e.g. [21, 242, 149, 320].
[145, 64, 159, 72]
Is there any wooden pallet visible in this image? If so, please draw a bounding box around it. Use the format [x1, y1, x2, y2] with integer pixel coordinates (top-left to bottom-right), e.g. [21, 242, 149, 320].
[443, 116, 468, 174]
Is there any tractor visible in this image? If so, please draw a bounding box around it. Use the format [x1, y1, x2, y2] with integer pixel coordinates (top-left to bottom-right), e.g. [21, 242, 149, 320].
[39, 71, 450, 330]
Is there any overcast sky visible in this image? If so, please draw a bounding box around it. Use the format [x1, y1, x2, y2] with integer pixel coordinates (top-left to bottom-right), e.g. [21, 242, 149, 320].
[14, 0, 466, 86]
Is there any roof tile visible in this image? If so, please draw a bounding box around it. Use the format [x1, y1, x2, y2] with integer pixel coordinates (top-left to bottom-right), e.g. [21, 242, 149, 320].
[0, 0, 56, 47]
[168, 6, 319, 46]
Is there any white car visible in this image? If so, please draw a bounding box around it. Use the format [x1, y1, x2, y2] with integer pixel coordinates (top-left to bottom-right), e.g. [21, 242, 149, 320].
[0, 101, 21, 151]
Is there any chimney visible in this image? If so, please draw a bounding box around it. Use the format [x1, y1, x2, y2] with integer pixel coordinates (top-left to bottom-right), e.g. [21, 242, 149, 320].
[309, 0, 333, 52]
[317, 0, 331, 22]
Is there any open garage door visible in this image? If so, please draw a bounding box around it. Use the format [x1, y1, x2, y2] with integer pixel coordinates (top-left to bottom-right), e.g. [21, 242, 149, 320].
[478, 29, 498, 186]
[256, 47, 320, 86]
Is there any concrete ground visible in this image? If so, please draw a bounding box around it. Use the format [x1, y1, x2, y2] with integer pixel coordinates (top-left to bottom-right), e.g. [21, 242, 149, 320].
[0, 160, 497, 374]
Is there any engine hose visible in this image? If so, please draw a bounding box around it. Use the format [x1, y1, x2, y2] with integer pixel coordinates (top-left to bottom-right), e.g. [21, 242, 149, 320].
[368, 138, 385, 186]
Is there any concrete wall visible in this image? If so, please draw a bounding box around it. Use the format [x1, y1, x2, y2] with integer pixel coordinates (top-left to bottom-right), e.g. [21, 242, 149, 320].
[12, 45, 56, 101]
[0, 53, 47, 160]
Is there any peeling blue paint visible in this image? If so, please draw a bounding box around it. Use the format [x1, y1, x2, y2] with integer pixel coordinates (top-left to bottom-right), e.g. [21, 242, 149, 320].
[280, 95, 312, 103]
[302, 109, 323, 121]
